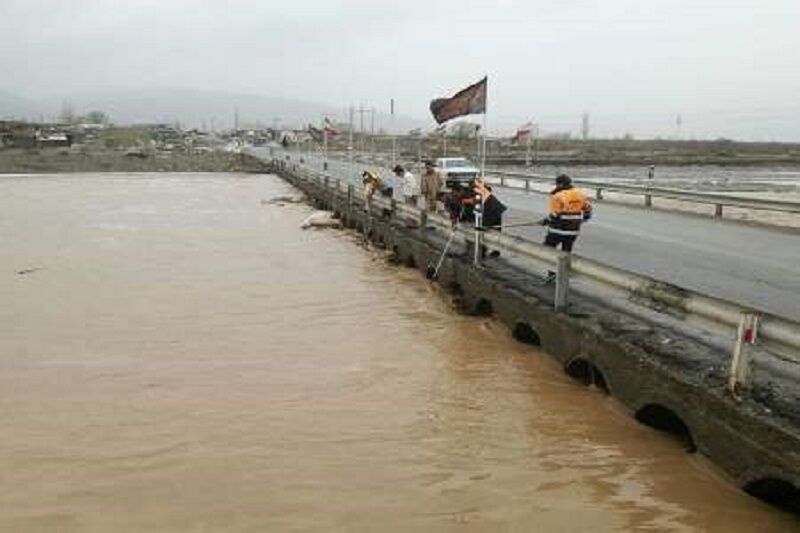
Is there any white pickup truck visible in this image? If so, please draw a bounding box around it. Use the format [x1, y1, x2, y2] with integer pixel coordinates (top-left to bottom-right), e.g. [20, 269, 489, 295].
[434, 157, 480, 190]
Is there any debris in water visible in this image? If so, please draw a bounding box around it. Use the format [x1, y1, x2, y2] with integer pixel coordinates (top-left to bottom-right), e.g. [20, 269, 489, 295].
[301, 211, 341, 230]
[17, 267, 43, 276]
[262, 195, 305, 206]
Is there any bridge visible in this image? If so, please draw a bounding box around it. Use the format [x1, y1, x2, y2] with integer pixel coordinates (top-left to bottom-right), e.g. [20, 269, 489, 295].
[268, 149, 800, 322]
[262, 150, 800, 513]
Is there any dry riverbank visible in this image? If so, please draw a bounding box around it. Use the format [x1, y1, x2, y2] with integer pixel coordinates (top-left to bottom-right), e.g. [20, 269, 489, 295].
[0, 147, 269, 174]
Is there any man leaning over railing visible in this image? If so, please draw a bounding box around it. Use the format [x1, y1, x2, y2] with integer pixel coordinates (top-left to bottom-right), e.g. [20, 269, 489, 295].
[541, 174, 592, 282]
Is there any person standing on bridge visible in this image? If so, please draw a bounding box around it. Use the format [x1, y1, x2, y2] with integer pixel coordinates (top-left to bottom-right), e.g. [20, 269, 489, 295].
[474, 177, 506, 258]
[362, 170, 381, 212]
[420, 161, 442, 213]
[541, 173, 592, 253]
[394, 164, 419, 207]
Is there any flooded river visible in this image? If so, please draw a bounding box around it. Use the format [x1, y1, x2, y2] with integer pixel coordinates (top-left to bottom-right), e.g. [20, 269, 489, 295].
[0, 173, 796, 532]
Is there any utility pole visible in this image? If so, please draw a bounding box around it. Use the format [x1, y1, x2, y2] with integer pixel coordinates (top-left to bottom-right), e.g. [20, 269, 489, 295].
[525, 124, 532, 167]
[390, 99, 396, 168]
[354, 104, 371, 154]
[234, 108, 239, 133]
[348, 105, 355, 174]
[370, 107, 375, 156]
[581, 111, 590, 141]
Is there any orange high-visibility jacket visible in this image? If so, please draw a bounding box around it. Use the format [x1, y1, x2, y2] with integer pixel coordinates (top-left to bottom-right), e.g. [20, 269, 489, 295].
[547, 187, 592, 236]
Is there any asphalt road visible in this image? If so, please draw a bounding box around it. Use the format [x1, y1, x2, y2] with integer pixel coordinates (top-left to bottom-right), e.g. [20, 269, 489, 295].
[260, 149, 800, 321]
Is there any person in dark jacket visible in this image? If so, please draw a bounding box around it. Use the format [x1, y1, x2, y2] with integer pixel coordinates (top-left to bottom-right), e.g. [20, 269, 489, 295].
[444, 182, 476, 225]
[473, 177, 506, 258]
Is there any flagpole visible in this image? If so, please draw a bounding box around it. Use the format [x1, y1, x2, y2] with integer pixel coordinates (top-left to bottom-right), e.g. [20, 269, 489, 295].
[480, 85, 488, 177]
[475, 77, 488, 267]
[475, 124, 480, 164]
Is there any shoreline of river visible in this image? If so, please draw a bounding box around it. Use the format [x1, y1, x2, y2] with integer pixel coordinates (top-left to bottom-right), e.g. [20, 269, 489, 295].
[0, 147, 270, 174]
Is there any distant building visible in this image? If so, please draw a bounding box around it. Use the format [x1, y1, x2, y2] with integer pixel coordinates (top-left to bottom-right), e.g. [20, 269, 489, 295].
[0, 121, 36, 148]
[35, 130, 72, 148]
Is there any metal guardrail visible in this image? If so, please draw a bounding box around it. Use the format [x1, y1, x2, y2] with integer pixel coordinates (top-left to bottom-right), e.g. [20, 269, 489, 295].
[274, 157, 800, 389]
[288, 150, 800, 218]
[487, 168, 800, 216]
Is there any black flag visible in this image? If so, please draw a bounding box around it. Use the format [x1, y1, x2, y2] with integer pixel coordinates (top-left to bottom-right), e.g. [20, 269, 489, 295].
[429, 77, 487, 125]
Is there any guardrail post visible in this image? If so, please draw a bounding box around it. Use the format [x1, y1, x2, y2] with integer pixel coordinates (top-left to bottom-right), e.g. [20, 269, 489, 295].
[554, 252, 571, 311]
[525, 180, 531, 192]
[715, 204, 723, 218]
[347, 184, 354, 209]
[644, 193, 652, 208]
[390, 198, 396, 219]
[728, 312, 759, 397]
[596, 188, 604, 200]
[500, 176, 506, 187]
[419, 209, 427, 229]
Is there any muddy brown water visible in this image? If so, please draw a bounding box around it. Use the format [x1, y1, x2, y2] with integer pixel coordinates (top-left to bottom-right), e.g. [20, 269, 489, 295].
[0, 173, 796, 532]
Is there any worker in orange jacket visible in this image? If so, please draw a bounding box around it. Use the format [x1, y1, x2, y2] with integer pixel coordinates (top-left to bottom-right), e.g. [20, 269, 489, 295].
[541, 174, 592, 252]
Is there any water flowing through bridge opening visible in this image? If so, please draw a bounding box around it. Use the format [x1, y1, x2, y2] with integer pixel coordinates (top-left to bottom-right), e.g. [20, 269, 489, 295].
[565, 358, 609, 393]
[635, 404, 696, 453]
[744, 478, 800, 515]
[512, 322, 541, 346]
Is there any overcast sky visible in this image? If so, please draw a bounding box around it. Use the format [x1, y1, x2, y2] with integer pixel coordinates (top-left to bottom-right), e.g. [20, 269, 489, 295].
[2, 0, 800, 139]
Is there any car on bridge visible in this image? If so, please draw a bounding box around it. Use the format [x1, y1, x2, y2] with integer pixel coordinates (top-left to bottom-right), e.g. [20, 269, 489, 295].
[435, 157, 479, 190]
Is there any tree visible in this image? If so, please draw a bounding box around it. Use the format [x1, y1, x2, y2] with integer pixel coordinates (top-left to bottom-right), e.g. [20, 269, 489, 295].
[85, 111, 108, 125]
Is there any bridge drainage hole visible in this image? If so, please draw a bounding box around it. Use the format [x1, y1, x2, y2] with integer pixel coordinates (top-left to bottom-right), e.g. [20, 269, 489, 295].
[565, 359, 609, 393]
[744, 478, 800, 515]
[405, 255, 417, 269]
[474, 299, 493, 317]
[388, 246, 400, 264]
[512, 322, 541, 346]
[635, 404, 696, 452]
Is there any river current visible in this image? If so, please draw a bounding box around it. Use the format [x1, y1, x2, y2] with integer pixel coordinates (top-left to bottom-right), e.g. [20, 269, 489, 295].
[0, 173, 795, 531]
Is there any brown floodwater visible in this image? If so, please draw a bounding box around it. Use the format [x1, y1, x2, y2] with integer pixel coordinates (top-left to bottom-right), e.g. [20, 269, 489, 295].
[0, 173, 796, 532]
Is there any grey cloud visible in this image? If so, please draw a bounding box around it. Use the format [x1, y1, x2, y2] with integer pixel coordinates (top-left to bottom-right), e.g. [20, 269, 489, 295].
[2, 0, 799, 140]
